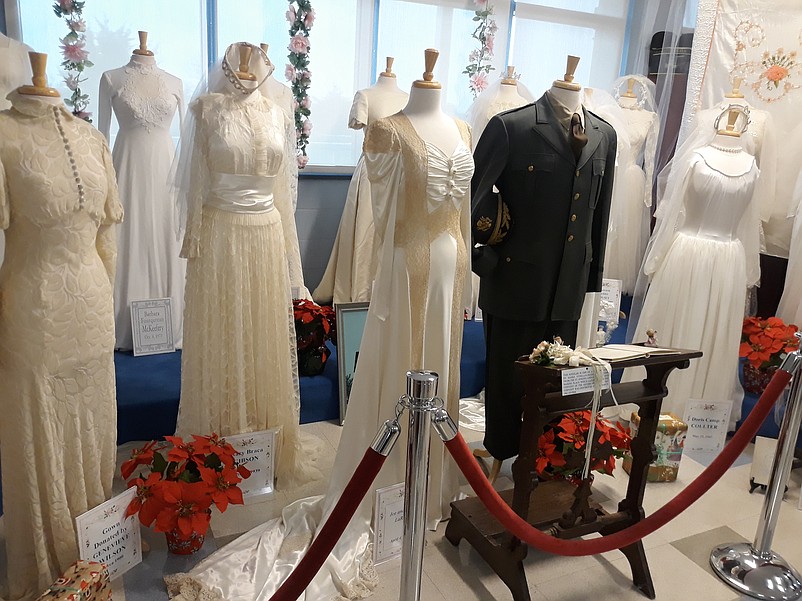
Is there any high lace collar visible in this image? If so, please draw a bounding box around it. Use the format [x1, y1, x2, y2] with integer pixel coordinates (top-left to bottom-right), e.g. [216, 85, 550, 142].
[125, 56, 159, 72]
[7, 90, 73, 119]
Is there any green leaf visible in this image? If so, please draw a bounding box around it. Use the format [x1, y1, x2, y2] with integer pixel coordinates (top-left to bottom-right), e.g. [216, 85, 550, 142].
[152, 451, 168, 475]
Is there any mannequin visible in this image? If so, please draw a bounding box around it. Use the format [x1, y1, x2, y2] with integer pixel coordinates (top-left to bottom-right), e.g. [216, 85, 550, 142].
[0, 52, 121, 599]
[625, 107, 760, 430]
[471, 54, 617, 461]
[98, 31, 186, 350]
[259, 42, 294, 122]
[165, 47, 474, 601]
[312, 56, 409, 304]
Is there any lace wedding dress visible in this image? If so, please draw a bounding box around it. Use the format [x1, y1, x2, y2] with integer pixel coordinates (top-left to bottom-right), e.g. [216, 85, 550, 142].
[165, 113, 473, 601]
[627, 147, 760, 429]
[0, 91, 122, 600]
[98, 57, 186, 349]
[174, 75, 315, 485]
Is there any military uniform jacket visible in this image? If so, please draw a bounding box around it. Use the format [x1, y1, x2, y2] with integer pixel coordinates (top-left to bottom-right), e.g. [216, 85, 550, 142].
[471, 93, 617, 322]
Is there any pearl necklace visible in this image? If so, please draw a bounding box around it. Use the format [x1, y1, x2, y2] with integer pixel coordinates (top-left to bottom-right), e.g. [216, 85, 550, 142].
[710, 143, 742, 154]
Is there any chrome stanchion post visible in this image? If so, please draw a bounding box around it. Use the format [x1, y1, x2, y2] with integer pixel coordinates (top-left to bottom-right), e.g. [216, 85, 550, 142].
[711, 335, 802, 601]
[399, 370, 440, 601]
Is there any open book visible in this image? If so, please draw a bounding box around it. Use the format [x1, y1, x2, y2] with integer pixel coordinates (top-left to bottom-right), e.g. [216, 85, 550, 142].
[587, 344, 682, 362]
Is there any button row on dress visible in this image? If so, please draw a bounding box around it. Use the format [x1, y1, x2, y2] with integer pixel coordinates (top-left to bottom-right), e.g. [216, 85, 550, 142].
[53, 107, 86, 209]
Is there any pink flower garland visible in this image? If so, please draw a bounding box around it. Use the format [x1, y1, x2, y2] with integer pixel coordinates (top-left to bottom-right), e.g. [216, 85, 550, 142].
[464, 1, 497, 98]
[286, 0, 314, 168]
[53, 0, 93, 122]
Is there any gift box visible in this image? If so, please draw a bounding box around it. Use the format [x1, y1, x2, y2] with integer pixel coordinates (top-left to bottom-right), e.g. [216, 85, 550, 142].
[36, 560, 110, 601]
[622, 412, 688, 482]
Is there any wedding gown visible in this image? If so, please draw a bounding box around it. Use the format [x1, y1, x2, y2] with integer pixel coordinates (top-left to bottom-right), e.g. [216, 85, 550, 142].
[98, 58, 186, 349]
[166, 113, 473, 601]
[175, 86, 312, 485]
[603, 105, 658, 294]
[777, 168, 802, 326]
[0, 91, 122, 600]
[627, 148, 760, 430]
[312, 84, 408, 304]
[0, 34, 33, 269]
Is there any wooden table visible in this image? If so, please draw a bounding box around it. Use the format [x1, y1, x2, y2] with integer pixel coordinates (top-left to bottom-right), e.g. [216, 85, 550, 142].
[445, 348, 702, 601]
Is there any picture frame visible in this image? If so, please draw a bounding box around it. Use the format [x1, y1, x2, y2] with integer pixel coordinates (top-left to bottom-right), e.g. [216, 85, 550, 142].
[335, 301, 370, 425]
[130, 298, 175, 356]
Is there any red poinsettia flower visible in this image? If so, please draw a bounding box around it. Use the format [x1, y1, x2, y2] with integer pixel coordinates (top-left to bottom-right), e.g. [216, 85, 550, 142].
[155, 481, 214, 537]
[192, 433, 237, 468]
[121, 440, 162, 480]
[164, 435, 196, 464]
[535, 430, 567, 475]
[198, 465, 246, 512]
[125, 472, 164, 526]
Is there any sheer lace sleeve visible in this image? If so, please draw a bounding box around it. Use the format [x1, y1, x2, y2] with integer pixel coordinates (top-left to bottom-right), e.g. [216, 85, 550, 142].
[643, 112, 659, 208]
[456, 119, 474, 313]
[178, 99, 209, 259]
[97, 72, 114, 141]
[0, 158, 8, 231]
[275, 108, 309, 298]
[97, 141, 123, 285]
[363, 117, 403, 320]
[348, 90, 369, 130]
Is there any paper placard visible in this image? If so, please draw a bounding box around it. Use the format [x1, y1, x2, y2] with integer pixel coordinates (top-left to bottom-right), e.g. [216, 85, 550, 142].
[373, 482, 405, 565]
[227, 429, 277, 499]
[600, 278, 622, 323]
[683, 399, 733, 455]
[76, 487, 141, 579]
[131, 298, 175, 356]
[561, 366, 611, 396]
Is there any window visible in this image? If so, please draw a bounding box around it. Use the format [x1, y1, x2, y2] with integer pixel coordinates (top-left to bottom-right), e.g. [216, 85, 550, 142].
[11, 0, 632, 170]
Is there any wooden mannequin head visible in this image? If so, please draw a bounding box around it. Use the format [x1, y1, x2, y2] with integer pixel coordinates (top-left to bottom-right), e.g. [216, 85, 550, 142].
[552, 55, 581, 91]
[725, 76, 745, 99]
[133, 31, 154, 57]
[412, 48, 441, 89]
[18, 52, 60, 97]
[381, 56, 396, 79]
[622, 77, 637, 98]
[235, 44, 257, 81]
[501, 66, 517, 86]
[718, 109, 742, 137]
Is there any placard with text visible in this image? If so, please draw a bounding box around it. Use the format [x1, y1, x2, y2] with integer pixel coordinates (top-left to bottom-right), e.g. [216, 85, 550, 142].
[227, 429, 277, 499]
[683, 399, 733, 456]
[373, 482, 405, 565]
[76, 487, 141, 579]
[131, 298, 175, 356]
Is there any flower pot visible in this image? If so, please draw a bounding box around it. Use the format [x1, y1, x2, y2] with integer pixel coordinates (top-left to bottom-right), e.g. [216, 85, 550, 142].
[743, 363, 778, 395]
[165, 529, 206, 555]
[298, 344, 331, 376]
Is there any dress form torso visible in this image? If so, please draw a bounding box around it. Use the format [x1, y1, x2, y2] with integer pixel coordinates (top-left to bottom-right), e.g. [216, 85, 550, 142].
[355, 74, 409, 128]
[402, 86, 462, 155]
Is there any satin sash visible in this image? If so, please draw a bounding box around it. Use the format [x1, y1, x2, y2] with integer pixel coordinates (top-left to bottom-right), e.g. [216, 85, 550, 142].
[206, 172, 275, 214]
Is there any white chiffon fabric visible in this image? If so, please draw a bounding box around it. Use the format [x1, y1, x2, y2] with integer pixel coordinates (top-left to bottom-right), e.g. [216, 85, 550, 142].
[165, 113, 473, 601]
[777, 169, 802, 327]
[626, 149, 760, 430]
[0, 92, 121, 600]
[312, 83, 408, 305]
[174, 44, 314, 485]
[98, 59, 186, 349]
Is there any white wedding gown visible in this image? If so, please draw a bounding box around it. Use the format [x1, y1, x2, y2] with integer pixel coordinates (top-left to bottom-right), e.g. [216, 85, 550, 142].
[175, 87, 314, 485]
[628, 149, 760, 430]
[0, 91, 121, 600]
[166, 113, 473, 601]
[98, 58, 186, 349]
[603, 105, 658, 294]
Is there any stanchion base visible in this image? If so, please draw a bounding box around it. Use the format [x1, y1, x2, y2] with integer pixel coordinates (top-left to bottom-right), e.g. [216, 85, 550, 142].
[710, 542, 802, 600]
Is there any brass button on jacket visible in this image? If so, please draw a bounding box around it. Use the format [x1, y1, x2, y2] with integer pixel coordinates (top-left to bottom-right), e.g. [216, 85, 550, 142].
[527, 165, 534, 172]
[567, 234, 574, 242]
[573, 192, 580, 200]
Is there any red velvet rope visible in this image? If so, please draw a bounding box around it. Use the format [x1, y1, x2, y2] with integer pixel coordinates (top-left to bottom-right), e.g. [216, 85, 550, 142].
[270, 448, 387, 601]
[445, 368, 793, 556]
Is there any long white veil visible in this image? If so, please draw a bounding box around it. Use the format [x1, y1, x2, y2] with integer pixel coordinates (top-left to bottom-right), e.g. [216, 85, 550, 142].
[467, 74, 535, 147]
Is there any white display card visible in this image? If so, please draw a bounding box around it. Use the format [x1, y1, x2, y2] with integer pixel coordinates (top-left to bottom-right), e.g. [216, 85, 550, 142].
[131, 298, 175, 356]
[600, 278, 622, 323]
[227, 429, 277, 500]
[750, 435, 778, 489]
[561, 366, 611, 396]
[75, 487, 141, 579]
[373, 482, 405, 565]
[683, 400, 733, 456]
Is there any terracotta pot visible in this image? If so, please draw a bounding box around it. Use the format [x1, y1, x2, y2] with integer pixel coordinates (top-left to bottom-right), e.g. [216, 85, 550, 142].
[165, 529, 206, 555]
[743, 363, 778, 395]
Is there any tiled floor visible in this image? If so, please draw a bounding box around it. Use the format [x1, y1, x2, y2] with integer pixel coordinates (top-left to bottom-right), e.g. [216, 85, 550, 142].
[3, 419, 802, 601]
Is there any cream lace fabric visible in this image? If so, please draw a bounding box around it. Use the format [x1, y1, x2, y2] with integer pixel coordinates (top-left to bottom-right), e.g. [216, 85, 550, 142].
[0, 91, 122, 600]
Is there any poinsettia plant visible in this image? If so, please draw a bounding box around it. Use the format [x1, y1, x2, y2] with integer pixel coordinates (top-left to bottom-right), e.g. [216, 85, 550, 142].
[535, 411, 631, 485]
[293, 299, 336, 375]
[122, 434, 251, 538]
[739, 316, 799, 370]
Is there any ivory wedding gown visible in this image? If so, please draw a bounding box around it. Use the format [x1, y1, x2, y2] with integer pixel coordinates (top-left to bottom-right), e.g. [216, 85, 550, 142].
[166, 113, 473, 601]
[0, 91, 122, 600]
[98, 58, 186, 349]
[175, 83, 312, 485]
[628, 148, 760, 430]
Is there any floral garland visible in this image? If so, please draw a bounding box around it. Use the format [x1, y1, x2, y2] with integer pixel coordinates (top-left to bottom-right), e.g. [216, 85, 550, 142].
[53, 0, 93, 122]
[286, 0, 315, 168]
[464, 0, 497, 98]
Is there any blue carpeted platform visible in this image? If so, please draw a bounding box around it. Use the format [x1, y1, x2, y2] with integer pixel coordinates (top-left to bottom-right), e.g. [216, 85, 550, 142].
[115, 319, 487, 444]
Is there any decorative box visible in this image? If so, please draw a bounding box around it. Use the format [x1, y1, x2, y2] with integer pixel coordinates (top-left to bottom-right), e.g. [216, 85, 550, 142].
[622, 412, 688, 482]
[35, 560, 110, 601]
